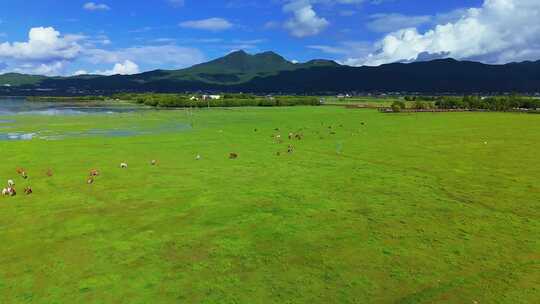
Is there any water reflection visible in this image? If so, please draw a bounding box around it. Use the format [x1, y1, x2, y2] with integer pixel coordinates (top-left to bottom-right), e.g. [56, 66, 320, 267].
[0, 97, 145, 115]
[0, 97, 191, 141]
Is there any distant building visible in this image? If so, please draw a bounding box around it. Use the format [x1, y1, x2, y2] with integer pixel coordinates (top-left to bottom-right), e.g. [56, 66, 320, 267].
[202, 95, 222, 100]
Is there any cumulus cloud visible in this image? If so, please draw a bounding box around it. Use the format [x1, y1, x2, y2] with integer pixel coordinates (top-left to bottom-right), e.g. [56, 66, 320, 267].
[367, 13, 432, 33]
[308, 41, 373, 63]
[95, 60, 140, 75]
[85, 45, 205, 68]
[0, 27, 81, 62]
[348, 0, 540, 66]
[179, 18, 233, 31]
[83, 2, 111, 11]
[284, 0, 329, 37]
[0, 27, 83, 75]
[0, 26, 206, 76]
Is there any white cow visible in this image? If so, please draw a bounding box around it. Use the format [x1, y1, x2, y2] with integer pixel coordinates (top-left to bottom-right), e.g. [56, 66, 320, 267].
[7, 180, 14, 187]
[120, 163, 128, 169]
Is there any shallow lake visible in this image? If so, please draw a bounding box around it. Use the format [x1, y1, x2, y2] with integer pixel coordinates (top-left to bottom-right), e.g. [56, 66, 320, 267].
[0, 97, 144, 116]
[0, 97, 191, 140]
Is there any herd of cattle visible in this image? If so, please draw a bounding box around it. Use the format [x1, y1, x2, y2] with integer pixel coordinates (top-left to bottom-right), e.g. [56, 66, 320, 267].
[1, 124, 344, 198]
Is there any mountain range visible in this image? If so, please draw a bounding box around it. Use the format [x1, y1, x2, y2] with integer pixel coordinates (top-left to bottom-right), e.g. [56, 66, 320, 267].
[1, 50, 540, 95]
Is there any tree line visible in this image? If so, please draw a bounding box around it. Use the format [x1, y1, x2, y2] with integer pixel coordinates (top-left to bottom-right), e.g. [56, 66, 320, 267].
[394, 95, 540, 112]
[111, 93, 321, 108]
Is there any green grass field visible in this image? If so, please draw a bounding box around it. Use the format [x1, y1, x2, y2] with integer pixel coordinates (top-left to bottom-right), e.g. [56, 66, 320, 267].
[0, 107, 538, 303]
[323, 97, 402, 108]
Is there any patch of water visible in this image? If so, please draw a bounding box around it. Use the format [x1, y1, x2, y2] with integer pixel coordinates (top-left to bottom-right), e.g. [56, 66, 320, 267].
[1, 123, 191, 141]
[0, 97, 148, 116]
[0, 97, 191, 141]
[0, 132, 36, 141]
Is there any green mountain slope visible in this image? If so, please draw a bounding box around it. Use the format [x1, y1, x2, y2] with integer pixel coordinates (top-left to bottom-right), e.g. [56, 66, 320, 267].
[141, 50, 340, 84]
[2, 50, 540, 94]
[0, 73, 48, 87]
[0, 51, 341, 89]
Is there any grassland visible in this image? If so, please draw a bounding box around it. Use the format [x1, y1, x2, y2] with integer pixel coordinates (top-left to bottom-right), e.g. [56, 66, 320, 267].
[0, 107, 538, 303]
[323, 96, 402, 108]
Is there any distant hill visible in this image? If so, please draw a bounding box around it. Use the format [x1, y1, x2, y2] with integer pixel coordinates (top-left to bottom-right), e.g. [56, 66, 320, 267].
[0, 73, 48, 87]
[124, 50, 340, 85]
[1, 51, 540, 95]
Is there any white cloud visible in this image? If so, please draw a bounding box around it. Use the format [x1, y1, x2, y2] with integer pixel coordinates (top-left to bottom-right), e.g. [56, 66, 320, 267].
[308, 41, 373, 63]
[83, 2, 111, 11]
[284, 1, 329, 37]
[73, 70, 89, 76]
[0, 27, 81, 62]
[0, 26, 206, 76]
[349, 0, 540, 66]
[367, 13, 432, 33]
[85, 45, 205, 68]
[179, 18, 233, 31]
[95, 60, 140, 75]
[0, 27, 83, 75]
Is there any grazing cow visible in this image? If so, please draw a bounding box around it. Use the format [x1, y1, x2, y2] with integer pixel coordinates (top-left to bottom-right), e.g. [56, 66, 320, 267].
[120, 163, 128, 169]
[16, 168, 24, 175]
[24, 187, 32, 195]
[7, 187, 15, 196]
[2, 188, 8, 196]
[21, 172, 28, 179]
[229, 153, 238, 159]
[288, 133, 294, 140]
[90, 169, 100, 177]
[87, 177, 94, 184]
[7, 180, 14, 187]
[288, 145, 294, 154]
[295, 133, 303, 140]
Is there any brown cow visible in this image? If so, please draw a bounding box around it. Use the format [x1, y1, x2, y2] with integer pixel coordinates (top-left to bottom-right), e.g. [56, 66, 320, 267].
[24, 187, 32, 195]
[90, 169, 100, 177]
[229, 153, 238, 159]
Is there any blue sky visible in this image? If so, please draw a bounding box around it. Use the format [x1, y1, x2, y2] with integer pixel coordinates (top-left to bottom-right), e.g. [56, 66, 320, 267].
[0, 0, 537, 76]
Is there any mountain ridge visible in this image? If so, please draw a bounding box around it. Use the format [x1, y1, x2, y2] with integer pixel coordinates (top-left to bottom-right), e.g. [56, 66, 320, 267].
[1, 51, 540, 94]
